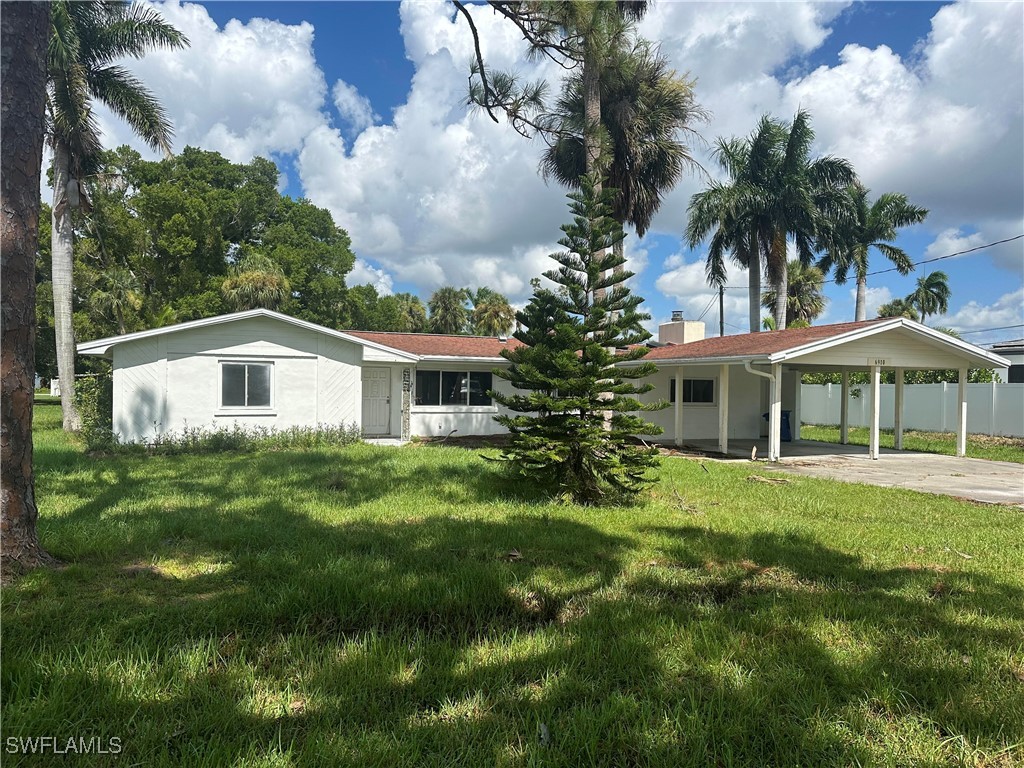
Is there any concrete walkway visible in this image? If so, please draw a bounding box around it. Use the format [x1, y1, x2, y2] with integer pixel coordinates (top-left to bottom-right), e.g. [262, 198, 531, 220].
[673, 439, 1024, 506]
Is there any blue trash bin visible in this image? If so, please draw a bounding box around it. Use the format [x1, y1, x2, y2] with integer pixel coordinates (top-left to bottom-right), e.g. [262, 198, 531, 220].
[762, 410, 793, 442]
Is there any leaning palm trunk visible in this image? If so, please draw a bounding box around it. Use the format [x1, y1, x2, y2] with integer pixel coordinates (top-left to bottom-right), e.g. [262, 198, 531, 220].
[770, 231, 788, 331]
[50, 141, 81, 431]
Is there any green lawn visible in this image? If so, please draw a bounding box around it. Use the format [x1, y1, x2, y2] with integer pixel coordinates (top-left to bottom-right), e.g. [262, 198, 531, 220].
[800, 424, 1024, 464]
[3, 404, 1023, 767]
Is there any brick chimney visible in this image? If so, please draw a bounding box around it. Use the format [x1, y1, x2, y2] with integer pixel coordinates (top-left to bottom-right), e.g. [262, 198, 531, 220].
[658, 311, 705, 345]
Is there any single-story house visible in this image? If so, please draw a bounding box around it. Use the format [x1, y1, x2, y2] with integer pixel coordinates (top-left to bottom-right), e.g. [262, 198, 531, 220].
[990, 339, 1024, 383]
[77, 309, 1009, 460]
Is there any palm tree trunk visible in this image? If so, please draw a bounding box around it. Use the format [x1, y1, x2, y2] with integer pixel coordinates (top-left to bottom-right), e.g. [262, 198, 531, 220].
[583, 46, 609, 309]
[51, 141, 82, 431]
[855, 273, 868, 322]
[770, 231, 788, 331]
[1, 0, 55, 581]
[747, 226, 760, 333]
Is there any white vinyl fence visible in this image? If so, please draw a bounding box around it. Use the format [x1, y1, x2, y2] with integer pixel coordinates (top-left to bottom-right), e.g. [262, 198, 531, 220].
[801, 382, 1024, 438]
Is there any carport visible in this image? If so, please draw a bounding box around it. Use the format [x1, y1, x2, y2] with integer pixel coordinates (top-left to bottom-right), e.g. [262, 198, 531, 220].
[634, 318, 1010, 461]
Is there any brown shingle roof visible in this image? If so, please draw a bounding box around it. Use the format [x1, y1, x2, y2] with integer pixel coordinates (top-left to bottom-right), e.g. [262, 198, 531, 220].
[639, 318, 893, 361]
[344, 330, 524, 358]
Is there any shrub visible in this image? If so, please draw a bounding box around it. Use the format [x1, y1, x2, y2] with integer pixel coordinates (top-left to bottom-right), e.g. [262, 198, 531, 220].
[77, 371, 115, 452]
[109, 422, 362, 456]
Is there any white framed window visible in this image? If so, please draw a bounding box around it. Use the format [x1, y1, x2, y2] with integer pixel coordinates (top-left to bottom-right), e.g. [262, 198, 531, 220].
[221, 362, 272, 408]
[670, 378, 715, 405]
[415, 370, 493, 406]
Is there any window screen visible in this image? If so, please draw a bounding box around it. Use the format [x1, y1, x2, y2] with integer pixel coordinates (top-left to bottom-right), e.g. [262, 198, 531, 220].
[414, 370, 493, 406]
[222, 363, 271, 407]
[468, 372, 493, 405]
[416, 370, 440, 405]
[441, 371, 465, 405]
[669, 378, 714, 404]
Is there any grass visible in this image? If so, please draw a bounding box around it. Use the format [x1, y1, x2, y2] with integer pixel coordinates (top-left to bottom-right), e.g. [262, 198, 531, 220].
[800, 424, 1024, 464]
[3, 403, 1023, 767]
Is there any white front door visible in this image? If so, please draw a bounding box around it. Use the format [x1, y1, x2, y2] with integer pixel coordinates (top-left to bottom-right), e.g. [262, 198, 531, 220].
[361, 367, 391, 435]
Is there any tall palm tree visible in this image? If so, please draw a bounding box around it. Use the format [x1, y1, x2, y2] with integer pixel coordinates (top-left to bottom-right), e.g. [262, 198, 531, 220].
[761, 259, 827, 327]
[818, 183, 928, 321]
[757, 110, 855, 330]
[221, 253, 291, 311]
[686, 130, 777, 333]
[470, 287, 515, 336]
[428, 287, 471, 334]
[909, 271, 951, 324]
[542, 38, 706, 276]
[688, 115, 801, 333]
[48, 0, 187, 430]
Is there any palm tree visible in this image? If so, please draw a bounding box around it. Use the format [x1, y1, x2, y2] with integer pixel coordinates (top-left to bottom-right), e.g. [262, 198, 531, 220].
[543, 38, 706, 278]
[48, 0, 187, 430]
[818, 183, 928, 321]
[470, 287, 515, 336]
[686, 129, 777, 333]
[909, 271, 951, 324]
[221, 253, 291, 311]
[757, 111, 855, 330]
[394, 293, 428, 332]
[92, 264, 143, 334]
[761, 259, 827, 327]
[428, 287, 470, 334]
[877, 298, 919, 321]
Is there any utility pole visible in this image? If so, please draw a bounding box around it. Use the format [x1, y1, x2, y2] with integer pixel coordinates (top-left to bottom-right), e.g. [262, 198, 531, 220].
[719, 285, 725, 337]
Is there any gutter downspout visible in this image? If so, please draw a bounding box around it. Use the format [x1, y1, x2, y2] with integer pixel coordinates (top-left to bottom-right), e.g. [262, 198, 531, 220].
[745, 361, 781, 461]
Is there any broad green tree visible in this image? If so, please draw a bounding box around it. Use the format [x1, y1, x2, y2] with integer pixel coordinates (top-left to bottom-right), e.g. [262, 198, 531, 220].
[91, 264, 143, 333]
[818, 183, 927, 321]
[47, 0, 187, 430]
[493, 174, 664, 503]
[2, 0, 53, 579]
[761, 259, 827, 327]
[428, 287, 471, 334]
[910, 271, 951, 325]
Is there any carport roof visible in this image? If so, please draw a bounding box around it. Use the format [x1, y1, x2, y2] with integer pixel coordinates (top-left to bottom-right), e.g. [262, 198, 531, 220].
[636, 317, 1010, 368]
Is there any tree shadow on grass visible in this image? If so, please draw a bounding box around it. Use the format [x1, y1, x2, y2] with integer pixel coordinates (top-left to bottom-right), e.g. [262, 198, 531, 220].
[4, 447, 1023, 766]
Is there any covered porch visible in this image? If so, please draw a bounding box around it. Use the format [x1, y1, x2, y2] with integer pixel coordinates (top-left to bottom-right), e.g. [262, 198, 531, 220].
[636, 318, 1010, 462]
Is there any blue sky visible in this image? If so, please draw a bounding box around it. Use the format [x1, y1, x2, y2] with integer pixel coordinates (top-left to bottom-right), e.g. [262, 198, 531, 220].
[98, 1, 1024, 344]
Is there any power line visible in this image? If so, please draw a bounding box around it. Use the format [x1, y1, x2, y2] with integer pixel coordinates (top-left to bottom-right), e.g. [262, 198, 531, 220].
[958, 324, 1024, 335]
[712, 234, 1024, 291]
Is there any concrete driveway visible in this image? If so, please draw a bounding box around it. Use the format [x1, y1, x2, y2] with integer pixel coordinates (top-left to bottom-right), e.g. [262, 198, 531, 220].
[675, 439, 1024, 506]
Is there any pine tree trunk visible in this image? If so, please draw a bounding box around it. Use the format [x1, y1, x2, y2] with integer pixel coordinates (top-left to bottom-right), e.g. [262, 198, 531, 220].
[2, 0, 56, 582]
[855, 273, 868, 322]
[771, 231, 788, 331]
[51, 141, 82, 431]
[583, 46, 609, 306]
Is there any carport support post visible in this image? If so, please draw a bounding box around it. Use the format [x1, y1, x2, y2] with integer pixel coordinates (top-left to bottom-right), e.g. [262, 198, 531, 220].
[894, 367, 904, 450]
[840, 370, 849, 445]
[674, 367, 684, 447]
[869, 364, 881, 460]
[769, 363, 782, 461]
[957, 367, 968, 457]
[718, 364, 729, 455]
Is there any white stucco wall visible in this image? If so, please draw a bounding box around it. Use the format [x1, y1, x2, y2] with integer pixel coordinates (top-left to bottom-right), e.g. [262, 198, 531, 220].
[410, 362, 513, 438]
[637, 363, 764, 441]
[113, 316, 365, 443]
